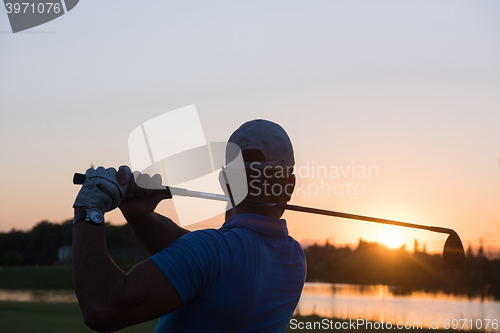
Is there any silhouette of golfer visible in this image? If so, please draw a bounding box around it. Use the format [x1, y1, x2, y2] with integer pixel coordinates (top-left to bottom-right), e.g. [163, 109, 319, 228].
[72, 119, 306, 332]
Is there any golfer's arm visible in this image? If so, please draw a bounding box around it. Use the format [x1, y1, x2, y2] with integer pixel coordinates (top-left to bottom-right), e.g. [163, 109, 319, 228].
[121, 211, 190, 255]
[73, 221, 182, 332]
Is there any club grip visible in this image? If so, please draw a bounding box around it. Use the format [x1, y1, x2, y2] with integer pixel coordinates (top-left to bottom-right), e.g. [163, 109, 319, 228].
[73, 173, 86, 185]
[72, 171, 174, 198]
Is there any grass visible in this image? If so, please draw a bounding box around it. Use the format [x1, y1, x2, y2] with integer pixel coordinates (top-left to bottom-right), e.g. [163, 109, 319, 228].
[0, 267, 482, 332]
[0, 301, 158, 333]
[0, 302, 474, 333]
[0, 267, 157, 332]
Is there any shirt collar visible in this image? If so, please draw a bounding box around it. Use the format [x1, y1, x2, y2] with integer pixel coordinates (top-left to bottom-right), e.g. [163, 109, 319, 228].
[220, 213, 289, 237]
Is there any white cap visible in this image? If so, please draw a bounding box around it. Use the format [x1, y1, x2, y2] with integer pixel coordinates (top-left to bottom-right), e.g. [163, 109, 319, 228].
[227, 119, 294, 169]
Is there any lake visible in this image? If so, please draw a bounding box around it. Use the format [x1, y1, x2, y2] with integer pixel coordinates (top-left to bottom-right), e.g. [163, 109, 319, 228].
[1, 282, 499, 331]
[296, 283, 500, 332]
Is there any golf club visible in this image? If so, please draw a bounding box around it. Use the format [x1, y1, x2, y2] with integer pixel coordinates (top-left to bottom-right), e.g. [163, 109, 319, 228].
[73, 173, 465, 265]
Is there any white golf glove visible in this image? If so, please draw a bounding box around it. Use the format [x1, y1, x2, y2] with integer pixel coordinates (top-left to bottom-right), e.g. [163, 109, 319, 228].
[73, 166, 132, 212]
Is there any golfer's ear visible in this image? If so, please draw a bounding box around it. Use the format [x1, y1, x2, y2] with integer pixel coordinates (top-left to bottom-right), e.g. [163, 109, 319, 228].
[285, 174, 296, 202]
[218, 171, 229, 197]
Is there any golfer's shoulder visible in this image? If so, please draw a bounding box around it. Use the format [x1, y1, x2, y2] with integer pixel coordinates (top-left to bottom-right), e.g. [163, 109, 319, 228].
[288, 236, 306, 260]
[172, 228, 235, 252]
[175, 228, 224, 243]
[176, 226, 261, 258]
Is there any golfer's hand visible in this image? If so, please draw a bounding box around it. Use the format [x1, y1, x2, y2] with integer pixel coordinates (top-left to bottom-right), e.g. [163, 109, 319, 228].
[73, 166, 132, 212]
[118, 171, 172, 218]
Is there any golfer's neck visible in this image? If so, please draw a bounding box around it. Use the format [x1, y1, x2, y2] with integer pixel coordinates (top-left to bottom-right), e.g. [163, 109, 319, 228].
[225, 206, 284, 220]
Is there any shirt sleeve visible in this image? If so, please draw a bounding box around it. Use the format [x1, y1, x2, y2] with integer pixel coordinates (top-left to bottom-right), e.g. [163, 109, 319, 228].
[150, 229, 229, 305]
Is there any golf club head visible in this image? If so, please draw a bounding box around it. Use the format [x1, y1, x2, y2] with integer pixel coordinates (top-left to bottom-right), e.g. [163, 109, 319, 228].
[442, 231, 465, 265]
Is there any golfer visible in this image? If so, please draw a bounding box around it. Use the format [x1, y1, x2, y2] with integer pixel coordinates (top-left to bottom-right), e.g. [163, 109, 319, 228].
[72, 119, 306, 332]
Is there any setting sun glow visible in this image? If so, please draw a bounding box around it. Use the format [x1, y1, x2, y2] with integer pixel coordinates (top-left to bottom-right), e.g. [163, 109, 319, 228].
[381, 230, 404, 249]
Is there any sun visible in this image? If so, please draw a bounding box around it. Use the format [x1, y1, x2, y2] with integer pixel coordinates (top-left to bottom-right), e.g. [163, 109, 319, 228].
[382, 230, 403, 249]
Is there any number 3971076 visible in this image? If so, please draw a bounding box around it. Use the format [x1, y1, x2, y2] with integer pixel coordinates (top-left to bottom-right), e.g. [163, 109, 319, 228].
[5, 2, 61, 14]
[444, 319, 498, 330]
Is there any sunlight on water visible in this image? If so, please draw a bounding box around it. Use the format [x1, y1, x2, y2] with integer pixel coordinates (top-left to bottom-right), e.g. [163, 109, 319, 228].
[295, 283, 500, 332]
[1, 284, 498, 332]
[0, 289, 77, 303]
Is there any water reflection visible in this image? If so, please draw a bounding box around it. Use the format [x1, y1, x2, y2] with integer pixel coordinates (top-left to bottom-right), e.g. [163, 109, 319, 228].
[2, 284, 498, 332]
[295, 283, 500, 332]
[0, 289, 76, 303]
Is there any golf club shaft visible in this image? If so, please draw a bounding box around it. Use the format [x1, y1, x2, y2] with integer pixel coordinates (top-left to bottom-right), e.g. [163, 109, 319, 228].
[73, 173, 454, 235]
[170, 187, 230, 202]
[272, 203, 454, 235]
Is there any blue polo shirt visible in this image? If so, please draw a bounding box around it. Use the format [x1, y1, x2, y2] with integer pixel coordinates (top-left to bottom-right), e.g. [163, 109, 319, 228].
[150, 213, 306, 333]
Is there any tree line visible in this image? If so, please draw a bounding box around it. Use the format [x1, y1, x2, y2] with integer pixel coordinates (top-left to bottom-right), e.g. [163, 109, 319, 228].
[1, 220, 499, 300]
[0, 219, 143, 266]
[305, 239, 500, 300]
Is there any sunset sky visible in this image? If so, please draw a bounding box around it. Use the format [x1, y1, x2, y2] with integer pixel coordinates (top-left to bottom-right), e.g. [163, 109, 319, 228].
[1, 1, 499, 254]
